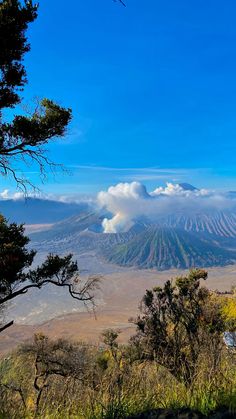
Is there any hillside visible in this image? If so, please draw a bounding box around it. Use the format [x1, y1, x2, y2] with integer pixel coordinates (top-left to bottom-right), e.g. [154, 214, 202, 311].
[28, 202, 236, 271]
[105, 227, 236, 269]
[0, 198, 90, 224]
[160, 210, 236, 238]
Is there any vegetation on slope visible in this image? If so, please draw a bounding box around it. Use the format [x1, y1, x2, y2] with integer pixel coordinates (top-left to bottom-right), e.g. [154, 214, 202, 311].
[106, 227, 236, 269]
[161, 210, 236, 238]
[0, 270, 235, 418]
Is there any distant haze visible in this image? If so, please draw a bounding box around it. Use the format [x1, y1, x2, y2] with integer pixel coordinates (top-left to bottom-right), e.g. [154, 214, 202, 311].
[1, 182, 236, 229]
[97, 182, 236, 233]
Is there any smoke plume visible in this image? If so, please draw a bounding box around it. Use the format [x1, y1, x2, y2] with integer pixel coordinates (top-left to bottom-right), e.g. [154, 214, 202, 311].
[97, 182, 235, 233]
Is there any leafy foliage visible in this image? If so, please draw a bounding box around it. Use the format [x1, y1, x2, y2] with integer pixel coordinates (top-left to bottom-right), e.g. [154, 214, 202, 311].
[0, 215, 35, 294]
[0, 327, 236, 418]
[0, 216, 99, 332]
[132, 269, 230, 385]
[0, 0, 37, 109]
[0, 0, 72, 190]
[0, 271, 236, 417]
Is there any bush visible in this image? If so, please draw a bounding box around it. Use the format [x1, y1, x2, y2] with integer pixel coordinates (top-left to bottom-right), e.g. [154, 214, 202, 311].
[0, 270, 235, 418]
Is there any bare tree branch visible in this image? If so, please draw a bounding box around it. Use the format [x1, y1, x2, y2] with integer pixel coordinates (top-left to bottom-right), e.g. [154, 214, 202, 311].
[0, 320, 14, 333]
[0, 276, 100, 308]
[113, 0, 126, 6]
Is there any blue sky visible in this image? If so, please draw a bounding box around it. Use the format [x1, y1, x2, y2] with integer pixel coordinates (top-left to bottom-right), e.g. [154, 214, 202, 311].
[3, 0, 236, 195]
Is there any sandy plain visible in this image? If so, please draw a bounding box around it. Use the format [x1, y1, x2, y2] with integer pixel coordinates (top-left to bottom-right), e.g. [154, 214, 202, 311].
[0, 265, 236, 356]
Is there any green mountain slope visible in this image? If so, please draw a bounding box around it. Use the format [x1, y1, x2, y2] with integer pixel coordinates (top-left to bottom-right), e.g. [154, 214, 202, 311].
[105, 227, 236, 270]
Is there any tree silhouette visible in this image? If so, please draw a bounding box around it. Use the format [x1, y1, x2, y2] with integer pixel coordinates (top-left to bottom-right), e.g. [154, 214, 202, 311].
[0, 216, 99, 333]
[0, 1, 103, 334]
[133, 269, 228, 385]
[0, 0, 72, 191]
[113, 0, 126, 6]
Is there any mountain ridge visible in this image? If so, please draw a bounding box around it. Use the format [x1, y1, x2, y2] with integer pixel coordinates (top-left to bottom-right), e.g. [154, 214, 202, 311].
[5, 185, 235, 271]
[105, 226, 236, 270]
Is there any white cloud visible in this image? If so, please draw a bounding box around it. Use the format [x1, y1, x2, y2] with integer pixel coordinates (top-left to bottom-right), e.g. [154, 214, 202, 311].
[0, 189, 95, 205]
[97, 181, 236, 233]
[0, 190, 24, 200]
[98, 182, 150, 233]
[69, 165, 183, 173]
[151, 182, 209, 197]
[0, 189, 10, 199]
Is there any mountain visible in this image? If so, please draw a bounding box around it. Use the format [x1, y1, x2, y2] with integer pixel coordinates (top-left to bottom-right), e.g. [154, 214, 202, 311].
[105, 227, 236, 270]
[27, 187, 236, 271]
[29, 208, 236, 271]
[178, 183, 198, 191]
[226, 191, 236, 199]
[31, 212, 103, 241]
[158, 210, 236, 238]
[30, 211, 134, 256]
[0, 198, 91, 224]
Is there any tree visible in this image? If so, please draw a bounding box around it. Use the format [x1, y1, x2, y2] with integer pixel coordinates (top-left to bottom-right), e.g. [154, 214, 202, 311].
[0, 216, 99, 333]
[132, 269, 230, 385]
[20, 333, 92, 413]
[0, 0, 72, 191]
[113, 0, 126, 6]
[0, 0, 127, 192]
[0, 333, 93, 415]
[0, 1, 101, 333]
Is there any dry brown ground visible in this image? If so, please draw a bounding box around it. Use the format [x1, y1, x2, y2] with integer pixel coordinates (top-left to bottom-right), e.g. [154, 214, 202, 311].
[1, 265, 236, 356]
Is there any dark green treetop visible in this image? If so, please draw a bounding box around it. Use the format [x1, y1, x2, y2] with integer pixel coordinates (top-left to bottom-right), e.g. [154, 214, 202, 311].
[0, 2, 100, 334]
[0, 215, 99, 333]
[0, 0, 72, 190]
[133, 269, 228, 385]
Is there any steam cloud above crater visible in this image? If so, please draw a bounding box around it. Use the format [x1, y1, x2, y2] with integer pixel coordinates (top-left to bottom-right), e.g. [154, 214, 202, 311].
[97, 182, 235, 233]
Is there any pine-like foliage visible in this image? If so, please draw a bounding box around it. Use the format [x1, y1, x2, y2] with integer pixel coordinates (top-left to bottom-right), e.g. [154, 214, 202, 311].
[0, 0, 72, 189]
[0, 216, 99, 333]
[133, 269, 230, 385]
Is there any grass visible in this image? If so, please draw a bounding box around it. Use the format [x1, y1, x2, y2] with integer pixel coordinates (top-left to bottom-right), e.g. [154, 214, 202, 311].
[1, 351, 235, 418]
[0, 274, 235, 418]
